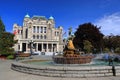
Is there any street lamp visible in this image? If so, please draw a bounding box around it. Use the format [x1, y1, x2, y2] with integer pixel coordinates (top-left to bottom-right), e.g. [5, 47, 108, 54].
[28, 40, 34, 59]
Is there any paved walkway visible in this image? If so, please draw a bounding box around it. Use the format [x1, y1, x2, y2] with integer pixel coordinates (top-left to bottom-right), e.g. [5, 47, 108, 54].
[0, 60, 120, 80]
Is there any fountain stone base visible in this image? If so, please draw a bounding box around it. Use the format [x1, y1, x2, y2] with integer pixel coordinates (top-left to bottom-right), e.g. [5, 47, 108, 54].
[53, 56, 93, 64]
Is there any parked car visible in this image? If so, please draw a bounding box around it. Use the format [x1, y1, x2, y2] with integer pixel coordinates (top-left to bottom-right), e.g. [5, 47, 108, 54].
[32, 51, 41, 55]
[41, 52, 45, 55]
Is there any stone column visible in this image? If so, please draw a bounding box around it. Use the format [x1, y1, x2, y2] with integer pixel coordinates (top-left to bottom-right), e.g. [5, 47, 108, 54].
[56, 43, 58, 52]
[41, 43, 43, 52]
[46, 43, 48, 52]
[51, 43, 53, 52]
[19, 43, 22, 52]
[26, 43, 28, 52]
[39, 26, 40, 33]
[36, 43, 38, 51]
[35, 26, 37, 33]
[54, 44, 57, 52]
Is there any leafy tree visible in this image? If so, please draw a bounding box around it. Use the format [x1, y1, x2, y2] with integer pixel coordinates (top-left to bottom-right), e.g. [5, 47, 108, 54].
[103, 48, 110, 53]
[73, 23, 104, 53]
[103, 35, 120, 53]
[115, 47, 120, 53]
[83, 40, 93, 53]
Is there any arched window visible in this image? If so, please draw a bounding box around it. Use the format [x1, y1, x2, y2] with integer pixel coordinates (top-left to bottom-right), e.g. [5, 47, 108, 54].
[44, 35, 47, 39]
[33, 26, 36, 33]
[37, 26, 39, 33]
[37, 35, 39, 39]
[33, 35, 35, 39]
[57, 32, 59, 36]
[25, 29, 28, 38]
[41, 27, 43, 33]
[44, 27, 46, 33]
[40, 35, 43, 39]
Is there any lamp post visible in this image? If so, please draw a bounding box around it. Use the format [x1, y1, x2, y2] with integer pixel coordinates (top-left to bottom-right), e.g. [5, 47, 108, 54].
[28, 40, 34, 59]
[53, 45, 55, 52]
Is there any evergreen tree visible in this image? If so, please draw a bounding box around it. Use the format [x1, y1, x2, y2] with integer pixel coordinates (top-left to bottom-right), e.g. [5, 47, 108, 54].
[0, 32, 15, 55]
[0, 18, 16, 59]
[0, 18, 5, 55]
[0, 17, 5, 33]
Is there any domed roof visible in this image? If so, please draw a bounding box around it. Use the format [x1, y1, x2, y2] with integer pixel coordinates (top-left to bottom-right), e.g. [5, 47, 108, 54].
[25, 13, 30, 18]
[49, 16, 54, 19]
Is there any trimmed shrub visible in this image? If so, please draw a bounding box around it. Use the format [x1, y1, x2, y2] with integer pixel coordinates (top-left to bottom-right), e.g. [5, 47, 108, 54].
[7, 55, 14, 59]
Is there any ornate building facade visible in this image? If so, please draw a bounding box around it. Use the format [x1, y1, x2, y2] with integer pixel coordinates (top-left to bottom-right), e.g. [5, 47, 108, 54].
[13, 14, 63, 54]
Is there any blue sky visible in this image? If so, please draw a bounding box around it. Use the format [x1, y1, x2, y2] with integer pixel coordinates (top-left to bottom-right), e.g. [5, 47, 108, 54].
[0, 0, 120, 36]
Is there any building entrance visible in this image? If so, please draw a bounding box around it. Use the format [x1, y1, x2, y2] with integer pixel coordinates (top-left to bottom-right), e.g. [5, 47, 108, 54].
[38, 44, 42, 51]
[22, 43, 26, 52]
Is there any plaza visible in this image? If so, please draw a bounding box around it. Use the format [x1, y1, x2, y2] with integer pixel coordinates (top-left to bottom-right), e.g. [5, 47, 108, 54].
[0, 57, 120, 80]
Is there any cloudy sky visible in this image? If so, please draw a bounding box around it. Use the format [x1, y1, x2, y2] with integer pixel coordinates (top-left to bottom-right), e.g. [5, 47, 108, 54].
[95, 12, 120, 35]
[0, 0, 120, 36]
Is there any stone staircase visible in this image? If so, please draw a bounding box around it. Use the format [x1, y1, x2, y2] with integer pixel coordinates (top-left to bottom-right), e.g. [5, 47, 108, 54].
[11, 61, 120, 78]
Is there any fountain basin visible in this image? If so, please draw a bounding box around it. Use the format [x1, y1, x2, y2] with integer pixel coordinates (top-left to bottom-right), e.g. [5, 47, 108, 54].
[11, 57, 120, 78]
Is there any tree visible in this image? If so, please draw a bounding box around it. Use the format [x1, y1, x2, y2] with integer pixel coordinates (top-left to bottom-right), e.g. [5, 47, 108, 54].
[0, 32, 16, 54]
[0, 18, 16, 59]
[0, 18, 5, 33]
[0, 18, 5, 38]
[0, 18, 5, 55]
[103, 35, 120, 53]
[83, 40, 93, 53]
[73, 23, 104, 53]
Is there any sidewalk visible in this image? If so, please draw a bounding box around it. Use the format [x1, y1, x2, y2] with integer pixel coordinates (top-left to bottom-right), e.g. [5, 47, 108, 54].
[0, 60, 120, 80]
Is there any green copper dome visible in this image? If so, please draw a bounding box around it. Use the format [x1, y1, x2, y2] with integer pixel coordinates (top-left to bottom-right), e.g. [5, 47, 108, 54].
[49, 16, 54, 19]
[25, 13, 30, 18]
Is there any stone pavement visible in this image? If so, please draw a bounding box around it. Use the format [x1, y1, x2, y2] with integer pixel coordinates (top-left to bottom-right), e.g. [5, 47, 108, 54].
[0, 60, 120, 80]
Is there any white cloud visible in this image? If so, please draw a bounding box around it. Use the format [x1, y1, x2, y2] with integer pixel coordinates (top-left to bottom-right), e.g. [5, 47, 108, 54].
[94, 12, 120, 35]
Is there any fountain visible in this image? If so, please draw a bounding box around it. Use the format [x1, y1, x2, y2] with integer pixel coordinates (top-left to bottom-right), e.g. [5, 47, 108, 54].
[53, 39, 93, 64]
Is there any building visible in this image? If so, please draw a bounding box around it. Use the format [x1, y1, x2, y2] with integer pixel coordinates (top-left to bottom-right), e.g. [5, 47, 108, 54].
[13, 14, 64, 54]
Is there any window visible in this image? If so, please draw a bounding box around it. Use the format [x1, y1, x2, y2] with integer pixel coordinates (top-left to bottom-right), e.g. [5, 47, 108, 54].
[39, 27, 41, 33]
[33, 44, 36, 50]
[55, 31, 59, 36]
[44, 27, 46, 33]
[41, 27, 43, 33]
[40, 35, 43, 39]
[55, 31, 57, 36]
[33, 26, 35, 33]
[33, 35, 35, 39]
[37, 26, 39, 33]
[57, 32, 59, 36]
[21, 30, 23, 34]
[44, 35, 46, 39]
[37, 35, 39, 39]
[25, 29, 28, 38]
